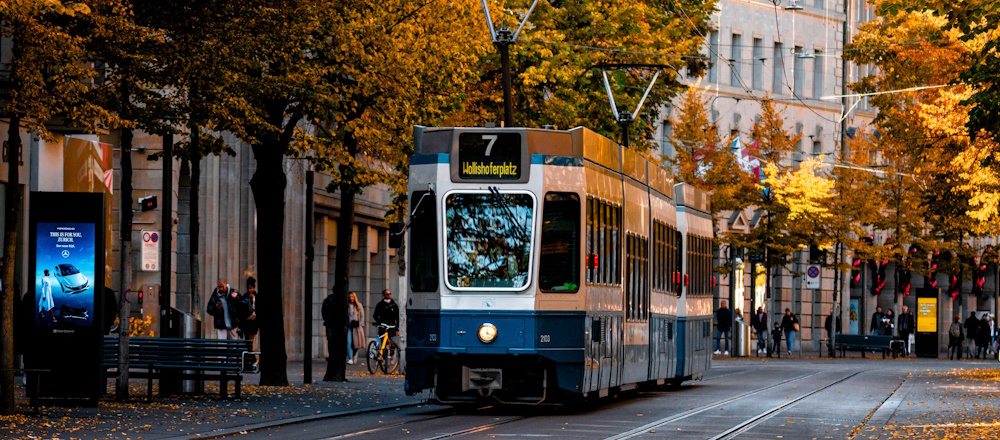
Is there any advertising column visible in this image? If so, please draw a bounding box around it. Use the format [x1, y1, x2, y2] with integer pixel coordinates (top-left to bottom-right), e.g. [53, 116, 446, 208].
[26, 192, 105, 404]
[915, 287, 939, 358]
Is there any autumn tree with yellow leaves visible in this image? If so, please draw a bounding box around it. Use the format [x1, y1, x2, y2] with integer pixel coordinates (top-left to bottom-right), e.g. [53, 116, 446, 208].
[458, 0, 715, 150]
[843, 1, 998, 289]
[0, 0, 119, 414]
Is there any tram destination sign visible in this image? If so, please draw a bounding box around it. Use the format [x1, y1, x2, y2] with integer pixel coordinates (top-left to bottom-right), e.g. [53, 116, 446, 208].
[458, 132, 522, 180]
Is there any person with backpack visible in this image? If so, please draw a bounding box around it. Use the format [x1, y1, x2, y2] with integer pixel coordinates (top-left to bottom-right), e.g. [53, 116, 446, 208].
[949, 315, 964, 360]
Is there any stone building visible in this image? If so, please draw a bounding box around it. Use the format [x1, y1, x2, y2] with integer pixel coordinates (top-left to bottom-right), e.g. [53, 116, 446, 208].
[655, 0, 884, 354]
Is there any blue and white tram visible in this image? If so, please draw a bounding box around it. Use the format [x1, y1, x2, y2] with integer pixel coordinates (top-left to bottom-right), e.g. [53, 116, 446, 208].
[401, 126, 713, 403]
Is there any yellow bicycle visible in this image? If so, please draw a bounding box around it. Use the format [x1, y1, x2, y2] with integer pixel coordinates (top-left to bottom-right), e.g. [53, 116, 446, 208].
[367, 324, 399, 374]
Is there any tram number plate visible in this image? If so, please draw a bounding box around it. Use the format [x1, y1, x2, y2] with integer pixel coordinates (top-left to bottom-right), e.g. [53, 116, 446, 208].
[540, 335, 551, 343]
[458, 133, 521, 180]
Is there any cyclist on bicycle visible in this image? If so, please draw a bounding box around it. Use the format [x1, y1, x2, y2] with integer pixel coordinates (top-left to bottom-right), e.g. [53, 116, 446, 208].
[373, 289, 399, 339]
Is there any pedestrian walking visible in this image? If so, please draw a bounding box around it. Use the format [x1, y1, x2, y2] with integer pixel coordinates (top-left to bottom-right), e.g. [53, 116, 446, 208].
[976, 312, 991, 359]
[825, 312, 842, 357]
[714, 300, 732, 355]
[751, 307, 768, 355]
[238, 277, 259, 366]
[346, 292, 365, 364]
[897, 306, 915, 357]
[781, 308, 799, 356]
[769, 321, 783, 358]
[884, 309, 895, 336]
[949, 315, 964, 360]
[990, 315, 997, 355]
[208, 280, 240, 340]
[870, 306, 885, 335]
[964, 312, 980, 359]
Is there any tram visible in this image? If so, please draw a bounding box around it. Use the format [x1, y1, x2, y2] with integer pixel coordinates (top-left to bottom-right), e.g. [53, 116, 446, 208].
[398, 126, 714, 404]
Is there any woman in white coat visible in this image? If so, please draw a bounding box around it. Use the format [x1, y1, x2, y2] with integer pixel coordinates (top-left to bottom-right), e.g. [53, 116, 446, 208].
[347, 292, 366, 364]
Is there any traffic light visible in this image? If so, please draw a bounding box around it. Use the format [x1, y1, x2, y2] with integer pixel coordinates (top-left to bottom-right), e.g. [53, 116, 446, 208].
[139, 195, 157, 211]
[137, 288, 144, 307]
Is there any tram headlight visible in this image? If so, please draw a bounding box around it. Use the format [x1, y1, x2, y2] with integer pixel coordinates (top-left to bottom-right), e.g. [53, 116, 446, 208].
[478, 323, 498, 344]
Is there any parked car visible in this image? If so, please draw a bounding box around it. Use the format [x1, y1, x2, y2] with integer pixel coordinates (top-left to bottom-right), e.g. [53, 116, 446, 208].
[53, 263, 89, 293]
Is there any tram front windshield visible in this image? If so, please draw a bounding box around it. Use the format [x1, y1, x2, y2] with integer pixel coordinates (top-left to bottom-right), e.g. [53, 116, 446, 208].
[445, 192, 534, 289]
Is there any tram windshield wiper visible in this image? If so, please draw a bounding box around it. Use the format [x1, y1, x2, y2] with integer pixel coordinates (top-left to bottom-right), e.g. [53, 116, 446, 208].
[488, 186, 530, 244]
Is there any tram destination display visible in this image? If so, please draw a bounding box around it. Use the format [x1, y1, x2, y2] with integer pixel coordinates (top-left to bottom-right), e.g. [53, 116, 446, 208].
[457, 132, 522, 180]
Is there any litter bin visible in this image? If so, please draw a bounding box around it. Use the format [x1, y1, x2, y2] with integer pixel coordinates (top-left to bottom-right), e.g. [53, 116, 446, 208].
[177, 310, 203, 394]
[734, 321, 752, 357]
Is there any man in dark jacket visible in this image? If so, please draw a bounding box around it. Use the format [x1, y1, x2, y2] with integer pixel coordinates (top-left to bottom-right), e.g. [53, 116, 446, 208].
[373, 289, 400, 337]
[207, 280, 240, 339]
[977, 312, 991, 359]
[751, 307, 768, 355]
[897, 306, 915, 356]
[964, 312, 980, 359]
[714, 300, 733, 355]
[870, 306, 885, 335]
[781, 308, 799, 356]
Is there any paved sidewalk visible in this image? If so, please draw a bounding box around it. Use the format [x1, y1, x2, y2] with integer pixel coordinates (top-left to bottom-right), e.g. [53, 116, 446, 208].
[1, 358, 430, 440]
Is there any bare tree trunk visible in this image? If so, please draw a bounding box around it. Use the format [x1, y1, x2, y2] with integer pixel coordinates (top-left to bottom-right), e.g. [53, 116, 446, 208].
[0, 115, 21, 415]
[117, 129, 134, 401]
[190, 130, 201, 318]
[249, 145, 289, 386]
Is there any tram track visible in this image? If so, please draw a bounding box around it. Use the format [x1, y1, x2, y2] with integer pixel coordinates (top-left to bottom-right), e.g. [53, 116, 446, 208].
[708, 370, 867, 440]
[605, 369, 869, 440]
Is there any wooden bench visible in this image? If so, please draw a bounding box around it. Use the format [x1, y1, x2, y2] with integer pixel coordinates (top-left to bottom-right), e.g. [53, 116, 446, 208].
[834, 334, 892, 358]
[102, 336, 258, 400]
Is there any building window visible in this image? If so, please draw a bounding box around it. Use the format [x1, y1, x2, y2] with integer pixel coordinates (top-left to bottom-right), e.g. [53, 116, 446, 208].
[813, 139, 822, 156]
[813, 50, 824, 98]
[539, 193, 580, 293]
[731, 34, 742, 87]
[773, 42, 784, 94]
[661, 120, 675, 160]
[815, 0, 824, 10]
[709, 31, 719, 84]
[793, 46, 804, 97]
[409, 191, 438, 292]
[752, 38, 764, 91]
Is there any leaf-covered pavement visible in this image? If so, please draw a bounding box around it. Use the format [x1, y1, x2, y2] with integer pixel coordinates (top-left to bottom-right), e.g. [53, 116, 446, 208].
[1, 368, 419, 439]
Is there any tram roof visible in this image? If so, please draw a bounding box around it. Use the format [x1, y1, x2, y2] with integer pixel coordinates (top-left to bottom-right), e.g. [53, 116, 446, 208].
[414, 125, 682, 200]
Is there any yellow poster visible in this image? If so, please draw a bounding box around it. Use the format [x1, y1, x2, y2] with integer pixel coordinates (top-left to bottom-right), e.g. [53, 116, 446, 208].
[917, 297, 937, 333]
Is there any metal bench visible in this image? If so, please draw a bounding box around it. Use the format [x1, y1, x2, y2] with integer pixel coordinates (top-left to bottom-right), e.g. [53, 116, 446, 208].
[834, 334, 892, 359]
[102, 336, 258, 400]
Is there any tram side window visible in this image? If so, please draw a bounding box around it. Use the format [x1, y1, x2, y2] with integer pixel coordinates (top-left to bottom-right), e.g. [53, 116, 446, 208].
[625, 233, 650, 321]
[540, 193, 580, 292]
[409, 191, 438, 292]
[585, 197, 623, 286]
[586, 199, 594, 283]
